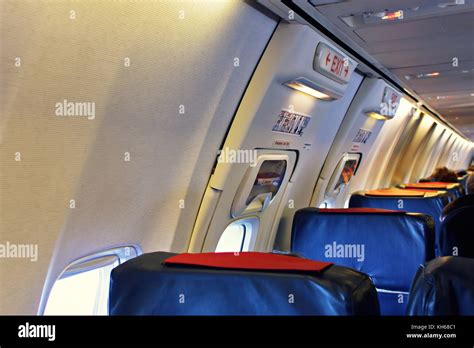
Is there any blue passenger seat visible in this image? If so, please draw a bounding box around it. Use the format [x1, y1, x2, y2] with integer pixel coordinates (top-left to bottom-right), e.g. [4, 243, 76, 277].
[349, 188, 448, 256]
[399, 182, 464, 201]
[438, 194, 474, 257]
[109, 251, 380, 315]
[407, 256, 474, 315]
[291, 207, 435, 315]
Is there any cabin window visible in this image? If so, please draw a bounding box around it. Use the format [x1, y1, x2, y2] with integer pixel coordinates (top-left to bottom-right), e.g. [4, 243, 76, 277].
[325, 152, 362, 197]
[215, 218, 259, 252]
[43, 246, 139, 315]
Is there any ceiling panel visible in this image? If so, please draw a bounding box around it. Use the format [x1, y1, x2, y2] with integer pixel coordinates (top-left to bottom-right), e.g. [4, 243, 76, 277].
[355, 18, 445, 43]
[313, 0, 474, 140]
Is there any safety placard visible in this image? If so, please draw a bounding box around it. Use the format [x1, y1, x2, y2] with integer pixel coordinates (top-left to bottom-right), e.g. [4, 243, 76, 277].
[353, 128, 372, 144]
[272, 110, 311, 136]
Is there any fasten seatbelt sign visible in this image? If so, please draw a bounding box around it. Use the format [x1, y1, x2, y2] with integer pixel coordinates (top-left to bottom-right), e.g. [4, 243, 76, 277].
[313, 43, 357, 84]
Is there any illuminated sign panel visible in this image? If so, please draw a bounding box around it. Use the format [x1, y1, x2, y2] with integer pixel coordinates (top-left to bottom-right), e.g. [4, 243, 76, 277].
[313, 43, 357, 84]
[382, 10, 404, 20]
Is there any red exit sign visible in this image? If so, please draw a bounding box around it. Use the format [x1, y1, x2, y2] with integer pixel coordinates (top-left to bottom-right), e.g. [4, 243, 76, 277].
[313, 43, 357, 84]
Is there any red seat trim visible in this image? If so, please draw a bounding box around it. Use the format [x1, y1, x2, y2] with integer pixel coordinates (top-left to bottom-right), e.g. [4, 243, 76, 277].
[405, 182, 458, 189]
[164, 252, 333, 272]
[365, 188, 425, 197]
[319, 207, 405, 213]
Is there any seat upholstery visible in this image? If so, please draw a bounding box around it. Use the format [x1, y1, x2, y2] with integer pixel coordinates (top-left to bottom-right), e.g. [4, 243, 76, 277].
[407, 256, 474, 315]
[400, 182, 463, 201]
[109, 251, 380, 315]
[457, 173, 469, 193]
[349, 189, 447, 256]
[291, 208, 435, 315]
[439, 194, 474, 257]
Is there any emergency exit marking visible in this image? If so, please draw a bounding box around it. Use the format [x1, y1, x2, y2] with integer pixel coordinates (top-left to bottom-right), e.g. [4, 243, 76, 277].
[314, 42, 357, 84]
[353, 129, 372, 144]
[272, 110, 311, 136]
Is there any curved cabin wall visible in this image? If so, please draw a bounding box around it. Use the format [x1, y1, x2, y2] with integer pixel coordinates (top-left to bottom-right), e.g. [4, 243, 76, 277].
[0, 1, 278, 315]
[351, 98, 414, 191]
[309, 78, 400, 209]
[420, 128, 448, 179]
[386, 112, 424, 187]
[189, 23, 363, 253]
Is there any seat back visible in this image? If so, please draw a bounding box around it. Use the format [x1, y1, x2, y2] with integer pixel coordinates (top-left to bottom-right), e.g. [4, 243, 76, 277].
[401, 182, 463, 201]
[457, 173, 469, 193]
[109, 251, 380, 315]
[407, 256, 474, 315]
[291, 207, 435, 315]
[439, 194, 474, 257]
[349, 189, 447, 256]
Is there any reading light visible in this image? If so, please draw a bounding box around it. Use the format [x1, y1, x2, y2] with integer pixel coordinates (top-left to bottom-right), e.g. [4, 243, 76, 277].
[365, 111, 392, 120]
[406, 72, 440, 80]
[284, 77, 340, 100]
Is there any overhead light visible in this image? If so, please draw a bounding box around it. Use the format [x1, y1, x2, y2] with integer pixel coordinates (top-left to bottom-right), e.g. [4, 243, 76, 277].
[284, 77, 340, 100]
[381, 10, 404, 20]
[347, 1, 466, 28]
[405, 72, 440, 80]
[365, 111, 393, 120]
[438, 0, 465, 8]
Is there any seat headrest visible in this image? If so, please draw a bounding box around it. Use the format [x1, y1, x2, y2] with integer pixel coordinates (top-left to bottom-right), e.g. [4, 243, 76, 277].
[365, 188, 426, 197]
[441, 194, 474, 220]
[291, 208, 435, 291]
[109, 252, 380, 315]
[319, 207, 404, 213]
[407, 257, 474, 315]
[404, 182, 459, 190]
[439, 198, 474, 258]
[163, 252, 333, 272]
[402, 182, 463, 201]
